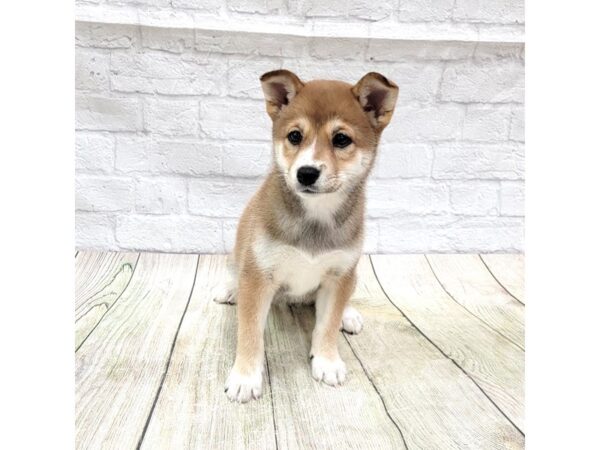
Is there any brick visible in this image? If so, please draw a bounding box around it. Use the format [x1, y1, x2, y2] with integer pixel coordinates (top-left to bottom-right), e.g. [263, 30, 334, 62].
[441, 62, 524, 103]
[74, 20, 525, 254]
[76, 175, 135, 212]
[228, 0, 284, 14]
[374, 143, 432, 178]
[76, 95, 142, 131]
[284, 60, 370, 85]
[172, 0, 222, 13]
[378, 215, 523, 252]
[366, 179, 449, 217]
[432, 143, 525, 180]
[510, 106, 525, 142]
[144, 98, 199, 136]
[188, 179, 261, 217]
[116, 215, 223, 252]
[479, 25, 526, 44]
[116, 136, 222, 175]
[500, 181, 524, 216]
[195, 30, 304, 57]
[293, 0, 394, 21]
[463, 105, 512, 141]
[111, 52, 226, 95]
[397, 0, 454, 22]
[385, 105, 464, 142]
[106, 0, 170, 6]
[473, 42, 524, 60]
[386, 63, 444, 102]
[227, 58, 283, 99]
[134, 177, 187, 214]
[308, 38, 367, 60]
[199, 99, 270, 140]
[378, 216, 456, 252]
[76, 212, 116, 249]
[454, 0, 524, 24]
[449, 181, 500, 215]
[115, 136, 151, 173]
[151, 140, 222, 175]
[76, 132, 114, 173]
[367, 40, 475, 62]
[75, 48, 109, 91]
[222, 141, 271, 177]
[140, 26, 194, 53]
[75, 23, 138, 49]
[445, 217, 524, 252]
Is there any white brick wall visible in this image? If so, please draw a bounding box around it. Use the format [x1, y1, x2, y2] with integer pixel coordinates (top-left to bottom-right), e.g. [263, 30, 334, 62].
[75, 1, 524, 253]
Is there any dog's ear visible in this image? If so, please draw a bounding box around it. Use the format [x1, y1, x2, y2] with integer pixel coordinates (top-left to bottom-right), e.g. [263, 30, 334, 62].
[260, 69, 305, 120]
[352, 72, 399, 130]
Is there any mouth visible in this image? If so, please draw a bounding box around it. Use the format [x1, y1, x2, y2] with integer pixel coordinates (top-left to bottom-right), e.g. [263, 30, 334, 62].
[299, 187, 319, 194]
[297, 186, 341, 195]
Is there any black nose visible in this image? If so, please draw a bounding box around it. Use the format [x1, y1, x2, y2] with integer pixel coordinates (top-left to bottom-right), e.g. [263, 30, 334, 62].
[297, 166, 321, 186]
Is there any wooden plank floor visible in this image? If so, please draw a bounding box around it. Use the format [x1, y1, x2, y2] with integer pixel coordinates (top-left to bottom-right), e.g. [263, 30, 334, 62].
[75, 252, 525, 450]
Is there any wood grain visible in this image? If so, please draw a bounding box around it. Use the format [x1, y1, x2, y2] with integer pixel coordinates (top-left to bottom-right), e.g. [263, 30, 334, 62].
[480, 254, 525, 303]
[344, 257, 524, 449]
[75, 251, 139, 350]
[75, 253, 198, 450]
[371, 255, 525, 433]
[426, 254, 524, 348]
[140, 255, 278, 450]
[266, 301, 406, 450]
[75, 253, 526, 449]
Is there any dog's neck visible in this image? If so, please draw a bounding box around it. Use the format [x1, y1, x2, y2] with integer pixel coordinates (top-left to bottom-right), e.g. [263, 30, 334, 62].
[263, 170, 365, 252]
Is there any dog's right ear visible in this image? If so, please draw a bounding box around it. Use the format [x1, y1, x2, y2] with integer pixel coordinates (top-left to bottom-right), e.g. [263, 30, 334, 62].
[260, 70, 304, 121]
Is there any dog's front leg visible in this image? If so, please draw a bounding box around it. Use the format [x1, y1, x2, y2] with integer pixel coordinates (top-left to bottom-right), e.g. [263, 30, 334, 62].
[310, 270, 356, 386]
[225, 269, 275, 403]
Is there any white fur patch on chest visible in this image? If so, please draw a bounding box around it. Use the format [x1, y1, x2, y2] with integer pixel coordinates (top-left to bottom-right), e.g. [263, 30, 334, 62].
[253, 234, 360, 297]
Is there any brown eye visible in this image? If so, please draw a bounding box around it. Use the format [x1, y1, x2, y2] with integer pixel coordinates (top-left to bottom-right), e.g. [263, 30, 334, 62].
[332, 133, 352, 148]
[287, 130, 302, 145]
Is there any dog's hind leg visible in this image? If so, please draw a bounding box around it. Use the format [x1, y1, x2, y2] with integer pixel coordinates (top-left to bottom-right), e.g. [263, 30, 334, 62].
[340, 305, 364, 334]
[213, 256, 238, 304]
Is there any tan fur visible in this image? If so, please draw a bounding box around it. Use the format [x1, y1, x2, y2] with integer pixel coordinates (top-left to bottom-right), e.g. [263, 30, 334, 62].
[231, 255, 275, 373]
[311, 269, 357, 359]
[221, 70, 398, 403]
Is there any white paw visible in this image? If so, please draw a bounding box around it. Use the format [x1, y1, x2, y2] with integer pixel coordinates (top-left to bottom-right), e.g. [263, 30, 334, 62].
[311, 355, 347, 386]
[213, 288, 236, 304]
[341, 306, 364, 334]
[225, 366, 263, 403]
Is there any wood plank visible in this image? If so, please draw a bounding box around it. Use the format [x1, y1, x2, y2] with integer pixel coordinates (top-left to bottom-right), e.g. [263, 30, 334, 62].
[75, 251, 139, 350]
[371, 255, 525, 433]
[266, 302, 407, 449]
[76, 253, 198, 450]
[480, 254, 525, 303]
[341, 257, 524, 449]
[140, 255, 277, 450]
[426, 254, 524, 348]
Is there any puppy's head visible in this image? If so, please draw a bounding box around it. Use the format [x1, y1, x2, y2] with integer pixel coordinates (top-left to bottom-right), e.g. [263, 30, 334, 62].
[260, 70, 398, 196]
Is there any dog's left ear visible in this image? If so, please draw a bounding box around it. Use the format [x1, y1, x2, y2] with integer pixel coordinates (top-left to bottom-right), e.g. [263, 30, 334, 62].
[352, 72, 399, 130]
[260, 69, 305, 121]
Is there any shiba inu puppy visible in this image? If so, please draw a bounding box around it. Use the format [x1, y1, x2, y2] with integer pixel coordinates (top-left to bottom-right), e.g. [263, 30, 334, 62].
[215, 70, 398, 403]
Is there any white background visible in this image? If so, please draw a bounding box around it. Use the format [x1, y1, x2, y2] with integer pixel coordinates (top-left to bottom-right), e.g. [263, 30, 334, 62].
[74, 0, 525, 253]
[1, 1, 600, 449]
